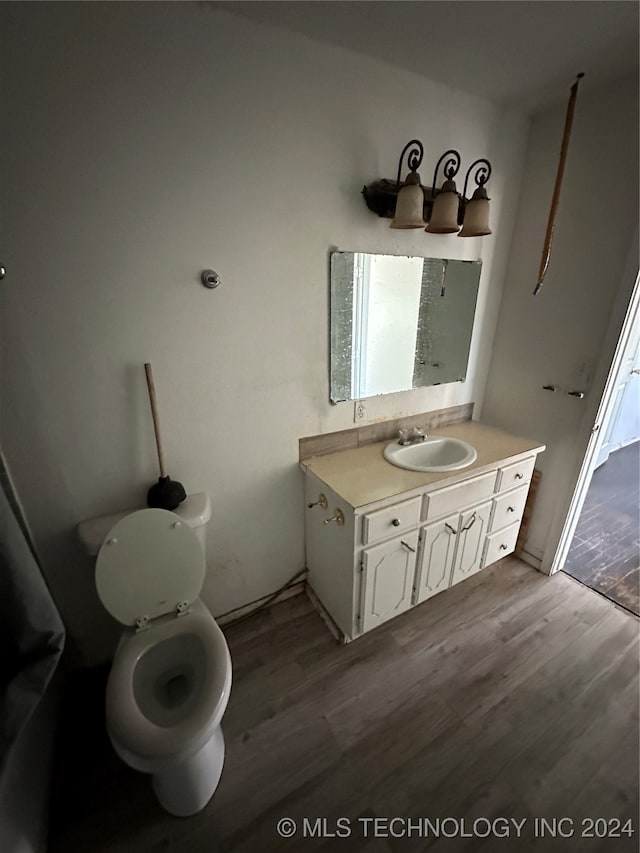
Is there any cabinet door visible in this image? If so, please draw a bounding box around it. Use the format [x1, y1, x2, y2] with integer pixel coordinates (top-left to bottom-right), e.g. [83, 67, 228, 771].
[414, 514, 458, 604]
[450, 501, 492, 586]
[360, 531, 417, 633]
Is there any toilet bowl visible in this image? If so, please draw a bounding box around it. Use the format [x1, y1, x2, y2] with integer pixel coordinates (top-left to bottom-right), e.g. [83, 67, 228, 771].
[80, 498, 232, 816]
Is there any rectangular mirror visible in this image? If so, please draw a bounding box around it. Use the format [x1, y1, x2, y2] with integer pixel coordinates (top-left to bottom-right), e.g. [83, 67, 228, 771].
[330, 251, 481, 403]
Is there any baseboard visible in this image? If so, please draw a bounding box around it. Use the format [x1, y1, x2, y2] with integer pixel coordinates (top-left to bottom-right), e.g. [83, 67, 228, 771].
[305, 583, 346, 644]
[518, 549, 543, 573]
[216, 579, 306, 627]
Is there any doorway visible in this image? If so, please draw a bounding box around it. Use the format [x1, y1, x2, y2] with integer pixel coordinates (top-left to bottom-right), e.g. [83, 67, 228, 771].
[552, 248, 640, 614]
[563, 314, 640, 614]
[563, 441, 639, 615]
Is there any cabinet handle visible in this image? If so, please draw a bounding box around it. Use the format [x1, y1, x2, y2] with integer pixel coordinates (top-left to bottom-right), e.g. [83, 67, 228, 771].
[507, 506, 515, 513]
[515, 473, 524, 480]
[391, 518, 400, 527]
[445, 522, 458, 535]
[461, 511, 477, 532]
[401, 540, 416, 553]
[323, 508, 345, 526]
[499, 543, 508, 550]
[307, 493, 328, 510]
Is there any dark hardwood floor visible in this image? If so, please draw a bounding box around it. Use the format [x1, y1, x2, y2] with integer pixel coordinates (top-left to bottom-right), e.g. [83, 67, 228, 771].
[564, 441, 639, 616]
[49, 558, 639, 853]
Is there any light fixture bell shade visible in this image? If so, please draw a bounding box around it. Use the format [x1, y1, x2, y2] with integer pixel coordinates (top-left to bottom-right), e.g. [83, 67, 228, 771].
[390, 172, 427, 229]
[425, 178, 460, 234]
[458, 186, 491, 237]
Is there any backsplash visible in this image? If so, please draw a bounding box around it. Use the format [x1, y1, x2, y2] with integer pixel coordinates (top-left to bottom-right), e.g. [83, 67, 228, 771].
[299, 403, 474, 460]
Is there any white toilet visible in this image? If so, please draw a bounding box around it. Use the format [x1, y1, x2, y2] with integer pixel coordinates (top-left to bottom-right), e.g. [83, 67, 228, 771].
[78, 493, 232, 817]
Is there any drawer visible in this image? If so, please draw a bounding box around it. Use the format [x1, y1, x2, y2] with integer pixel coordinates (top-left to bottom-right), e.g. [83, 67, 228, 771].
[496, 456, 536, 493]
[424, 470, 497, 521]
[362, 496, 421, 545]
[489, 484, 530, 533]
[483, 522, 520, 567]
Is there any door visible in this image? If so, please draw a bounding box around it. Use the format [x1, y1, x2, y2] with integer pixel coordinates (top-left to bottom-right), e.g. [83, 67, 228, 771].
[450, 501, 492, 586]
[414, 513, 458, 604]
[359, 531, 417, 632]
[595, 326, 640, 467]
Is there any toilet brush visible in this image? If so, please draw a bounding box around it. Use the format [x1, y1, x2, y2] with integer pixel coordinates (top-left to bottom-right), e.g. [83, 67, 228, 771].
[144, 362, 187, 511]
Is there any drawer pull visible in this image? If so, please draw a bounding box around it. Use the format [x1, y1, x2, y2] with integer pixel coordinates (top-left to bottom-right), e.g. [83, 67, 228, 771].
[461, 511, 477, 532]
[507, 506, 516, 513]
[391, 518, 400, 527]
[445, 522, 458, 535]
[515, 473, 524, 480]
[307, 493, 328, 510]
[401, 540, 416, 553]
[324, 509, 345, 526]
[499, 543, 508, 550]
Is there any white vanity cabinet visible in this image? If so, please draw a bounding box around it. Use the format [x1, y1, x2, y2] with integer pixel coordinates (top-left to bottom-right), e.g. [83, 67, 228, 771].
[302, 422, 545, 642]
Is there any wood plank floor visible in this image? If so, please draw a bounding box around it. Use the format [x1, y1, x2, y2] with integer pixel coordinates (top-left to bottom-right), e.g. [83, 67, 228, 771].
[564, 441, 639, 616]
[49, 558, 639, 853]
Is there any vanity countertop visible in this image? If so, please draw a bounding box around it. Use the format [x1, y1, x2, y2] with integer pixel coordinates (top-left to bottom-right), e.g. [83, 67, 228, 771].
[300, 421, 545, 509]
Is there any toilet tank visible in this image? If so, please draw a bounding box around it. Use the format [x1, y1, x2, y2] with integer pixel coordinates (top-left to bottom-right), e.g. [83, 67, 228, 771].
[77, 493, 212, 557]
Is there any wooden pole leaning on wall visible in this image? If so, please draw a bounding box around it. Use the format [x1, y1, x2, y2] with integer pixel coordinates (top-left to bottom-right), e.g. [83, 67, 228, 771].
[534, 73, 584, 296]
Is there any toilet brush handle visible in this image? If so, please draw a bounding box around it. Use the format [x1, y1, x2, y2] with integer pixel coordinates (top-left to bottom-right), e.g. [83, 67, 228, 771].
[144, 363, 167, 479]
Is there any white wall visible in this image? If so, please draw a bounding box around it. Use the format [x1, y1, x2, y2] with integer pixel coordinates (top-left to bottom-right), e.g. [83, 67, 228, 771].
[482, 72, 639, 565]
[0, 2, 528, 665]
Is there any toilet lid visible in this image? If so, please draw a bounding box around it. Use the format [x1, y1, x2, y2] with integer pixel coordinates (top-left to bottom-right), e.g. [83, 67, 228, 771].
[95, 509, 205, 626]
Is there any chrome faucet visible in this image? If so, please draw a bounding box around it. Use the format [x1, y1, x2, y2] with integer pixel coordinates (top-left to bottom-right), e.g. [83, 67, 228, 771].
[398, 427, 428, 446]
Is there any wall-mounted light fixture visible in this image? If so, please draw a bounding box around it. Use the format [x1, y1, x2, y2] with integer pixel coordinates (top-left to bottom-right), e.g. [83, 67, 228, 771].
[362, 139, 492, 237]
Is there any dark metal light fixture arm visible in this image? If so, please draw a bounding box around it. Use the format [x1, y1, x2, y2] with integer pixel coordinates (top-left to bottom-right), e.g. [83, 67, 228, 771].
[430, 149, 461, 196]
[462, 158, 492, 201]
[395, 139, 424, 188]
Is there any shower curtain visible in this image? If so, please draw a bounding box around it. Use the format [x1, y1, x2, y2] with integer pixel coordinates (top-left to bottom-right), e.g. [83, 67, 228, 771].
[0, 476, 65, 778]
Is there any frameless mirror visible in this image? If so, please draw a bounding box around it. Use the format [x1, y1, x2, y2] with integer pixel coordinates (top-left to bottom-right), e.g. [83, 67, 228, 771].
[330, 252, 481, 403]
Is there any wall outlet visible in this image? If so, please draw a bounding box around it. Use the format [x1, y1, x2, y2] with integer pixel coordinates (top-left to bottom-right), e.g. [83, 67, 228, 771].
[354, 400, 367, 423]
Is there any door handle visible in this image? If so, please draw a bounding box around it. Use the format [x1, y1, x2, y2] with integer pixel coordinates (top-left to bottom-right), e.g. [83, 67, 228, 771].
[401, 540, 416, 553]
[445, 522, 458, 535]
[461, 512, 477, 532]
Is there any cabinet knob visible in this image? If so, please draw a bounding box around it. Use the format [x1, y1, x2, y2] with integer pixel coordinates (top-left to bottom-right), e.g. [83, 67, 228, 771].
[391, 518, 400, 527]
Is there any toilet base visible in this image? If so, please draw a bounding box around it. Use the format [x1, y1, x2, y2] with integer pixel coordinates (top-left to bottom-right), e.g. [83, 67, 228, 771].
[151, 725, 225, 817]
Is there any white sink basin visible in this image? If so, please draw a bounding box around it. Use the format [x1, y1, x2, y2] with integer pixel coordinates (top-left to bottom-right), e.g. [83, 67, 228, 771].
[383, 436, 477, 473]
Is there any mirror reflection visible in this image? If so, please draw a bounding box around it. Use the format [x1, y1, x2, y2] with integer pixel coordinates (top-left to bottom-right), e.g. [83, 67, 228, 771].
[330, 252, 481, 403]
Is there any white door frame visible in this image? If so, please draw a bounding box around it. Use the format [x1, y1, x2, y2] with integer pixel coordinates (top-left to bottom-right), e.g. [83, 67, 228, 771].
[543, 228, 639, 575]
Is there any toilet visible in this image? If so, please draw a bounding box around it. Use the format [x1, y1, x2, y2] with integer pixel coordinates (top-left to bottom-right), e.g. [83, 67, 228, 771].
[78, 494, 232, 817]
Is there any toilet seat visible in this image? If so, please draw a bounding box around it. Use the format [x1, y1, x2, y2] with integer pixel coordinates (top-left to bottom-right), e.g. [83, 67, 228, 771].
[105, 602, 232, 765]
[95, 508, 205, 627]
